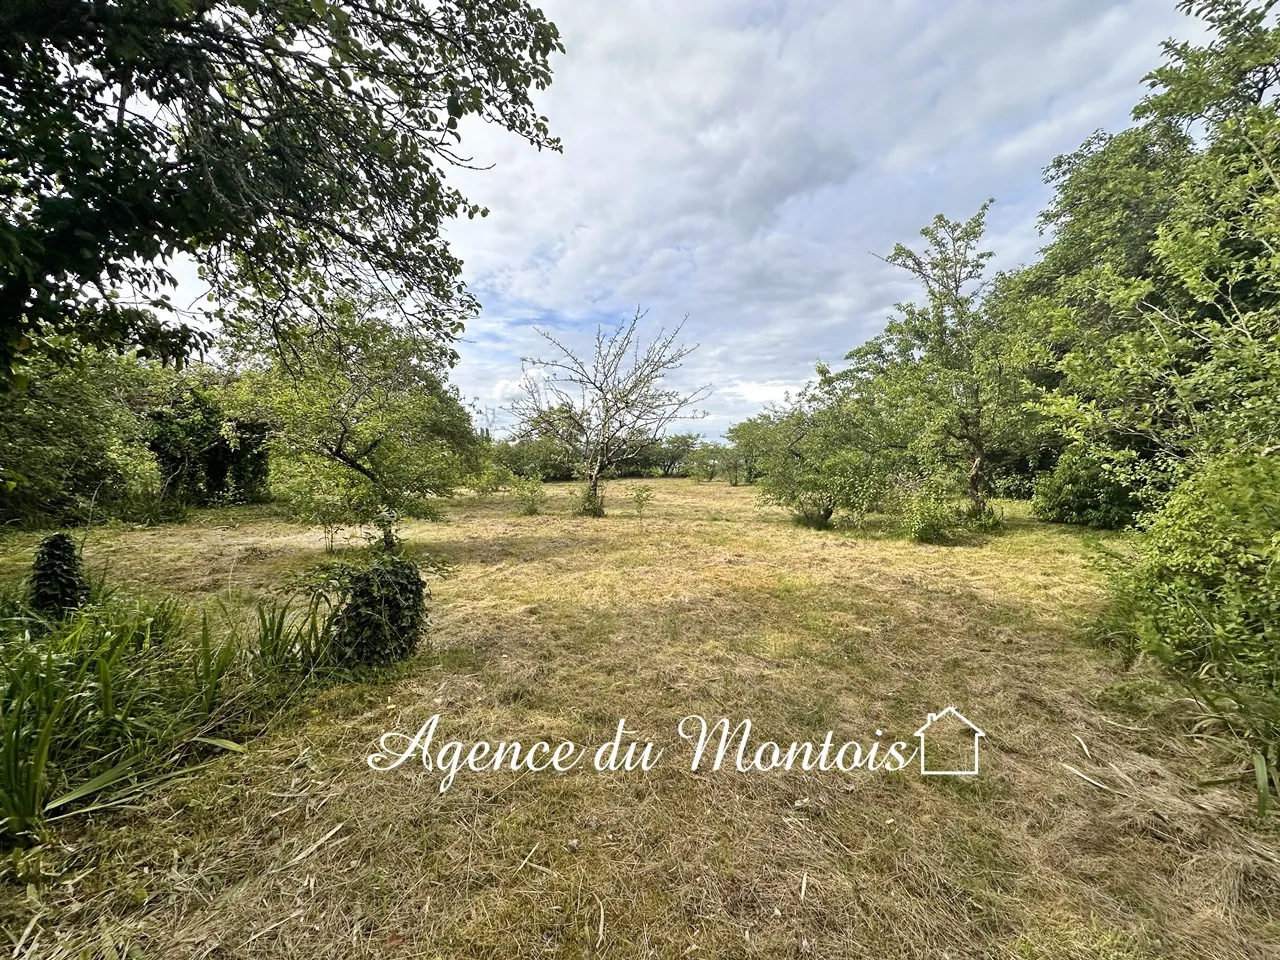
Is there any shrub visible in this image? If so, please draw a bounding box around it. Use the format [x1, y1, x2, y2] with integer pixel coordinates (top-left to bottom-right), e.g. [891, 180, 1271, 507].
[512, 476, 548, 516]
[330, 552, 427, 666]
[576, 484, 605, 518]
[1032, 445, 1140, 530]
[631, 484, 655, 517]
[894, 489, 963, 544]
[1110, 454, 1280, 812]
[0, 353, 169, 526]
[472, 461, 514, 496]
[758, 448, 884, 530]
[29, 533, 88, 617]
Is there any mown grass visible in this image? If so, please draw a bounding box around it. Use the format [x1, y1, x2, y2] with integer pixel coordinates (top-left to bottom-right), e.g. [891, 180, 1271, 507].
[1, 480, 1277, 958]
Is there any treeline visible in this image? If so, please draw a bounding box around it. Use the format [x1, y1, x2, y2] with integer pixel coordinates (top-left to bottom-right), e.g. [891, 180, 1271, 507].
[716, 1, 1280, 804]
[491, 432, 751, 484]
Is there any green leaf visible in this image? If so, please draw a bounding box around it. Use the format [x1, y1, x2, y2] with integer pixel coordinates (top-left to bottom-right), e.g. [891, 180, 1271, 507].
[1254, 753, 1270, 819]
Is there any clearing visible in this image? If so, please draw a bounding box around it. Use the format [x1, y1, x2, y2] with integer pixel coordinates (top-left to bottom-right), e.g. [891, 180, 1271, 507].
[2, 480, 1277, 959]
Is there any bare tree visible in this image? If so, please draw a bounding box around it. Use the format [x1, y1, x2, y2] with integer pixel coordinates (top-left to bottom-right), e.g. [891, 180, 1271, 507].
[509, 308, 711, 515]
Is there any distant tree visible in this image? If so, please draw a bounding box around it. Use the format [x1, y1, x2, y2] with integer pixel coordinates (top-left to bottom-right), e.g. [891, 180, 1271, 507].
[0, 351, 162, 523]
[0, 0, 562, 388]
[510, 309, 710, 515]
[654, 433, 700, 477]
[726, 416, 777, 484]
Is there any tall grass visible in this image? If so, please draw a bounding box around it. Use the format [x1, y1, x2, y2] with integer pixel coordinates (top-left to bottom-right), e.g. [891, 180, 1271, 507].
[0, 585, 338, 846]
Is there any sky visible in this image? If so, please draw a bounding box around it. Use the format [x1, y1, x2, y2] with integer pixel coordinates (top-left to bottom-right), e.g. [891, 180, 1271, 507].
[430, 0, 1205, 440]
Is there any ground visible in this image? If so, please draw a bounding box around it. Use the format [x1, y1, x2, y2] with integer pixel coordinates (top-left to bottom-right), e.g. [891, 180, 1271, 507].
[2, 480, 1278, 959]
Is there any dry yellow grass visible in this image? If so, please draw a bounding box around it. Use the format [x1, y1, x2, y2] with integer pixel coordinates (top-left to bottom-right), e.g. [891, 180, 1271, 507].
[2, 480, 1278, 959]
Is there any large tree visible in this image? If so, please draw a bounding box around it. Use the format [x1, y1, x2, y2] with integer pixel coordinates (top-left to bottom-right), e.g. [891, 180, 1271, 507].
[510, 309, 710, 515]
[831, 203, 1039, 510]
[0, 0, 562, 387]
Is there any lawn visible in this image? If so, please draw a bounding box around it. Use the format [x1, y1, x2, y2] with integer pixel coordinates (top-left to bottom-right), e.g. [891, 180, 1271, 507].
[2, 480, 1277, 959]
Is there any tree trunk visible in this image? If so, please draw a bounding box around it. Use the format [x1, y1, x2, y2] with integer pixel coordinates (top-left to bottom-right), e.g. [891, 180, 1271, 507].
[967, 453, 987, 512]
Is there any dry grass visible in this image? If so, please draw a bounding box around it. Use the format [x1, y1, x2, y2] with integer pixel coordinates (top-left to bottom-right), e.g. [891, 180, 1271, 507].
[2, 480, 1278, 959]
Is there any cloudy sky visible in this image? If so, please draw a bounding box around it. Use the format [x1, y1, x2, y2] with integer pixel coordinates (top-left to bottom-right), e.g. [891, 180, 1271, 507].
[440, 0, 1203, 438]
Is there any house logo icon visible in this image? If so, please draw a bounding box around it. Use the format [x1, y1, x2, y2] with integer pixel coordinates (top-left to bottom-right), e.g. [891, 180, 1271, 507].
[914, 707, 985, 776]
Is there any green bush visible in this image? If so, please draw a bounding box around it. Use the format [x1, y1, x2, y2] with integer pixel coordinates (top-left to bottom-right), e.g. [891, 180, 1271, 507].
[759, 448, 884, 530]
[631, 484, 655, 517]
[893, 489, 963, 544]
[1110, 454, 1280, 810]
[512, 476, 548, 516]
[330, 553, 427, 666]
[576, 484, 606, 518]
[29, 533, 88, 618]
[0, 353, 165, 526]
[1032, 446, 1140, 530]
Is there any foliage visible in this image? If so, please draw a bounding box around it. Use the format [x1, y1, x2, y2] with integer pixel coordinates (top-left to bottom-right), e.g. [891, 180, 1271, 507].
[650, 434, 700, 477]
[0, 589, 219, 845]
[575, 484, 606, 518]
[1109, 454, 1280, 810]
[753, 396, 888, 529]
[330, 553, 428, 667]
[471, 460, 514, 497]
[493, 436, 576, 481]
[512, 476, 549, 516]
[725, 417, 777, 484]
[147, 381, 270, 506]
[250, 594, 342, 678]
[510, 308, 710, 514]
[891, 486, 965, 545]
[29, 533, 88, 618]
[631, 484, 655, 517]
[0, 351, 164, 524]
[1032, 446, 1142, 530]
[828, 202, 1040, 511]
[686, 443, 724, 482]
[0, 0, 562, 387]
[234, 297, 479, 538]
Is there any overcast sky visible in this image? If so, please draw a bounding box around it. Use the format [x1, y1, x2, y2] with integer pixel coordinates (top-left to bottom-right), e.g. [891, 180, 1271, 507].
[431, 0, 1206, 440]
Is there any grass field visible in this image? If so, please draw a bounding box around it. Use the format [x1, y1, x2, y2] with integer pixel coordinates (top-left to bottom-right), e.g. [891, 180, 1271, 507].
[2, 480, 1278, 959]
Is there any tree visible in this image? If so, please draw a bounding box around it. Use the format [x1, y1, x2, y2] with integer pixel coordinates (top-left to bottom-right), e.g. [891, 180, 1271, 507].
[750, 391, 888, 528]
[509, 309, 710, 515]
[0, 0, 562, 388]
[653, 433, 700, 477]
[0, 350, 162, 523]
[725, 416, 778, 484]
[234, 296, 478, 542]
[831, 203, 1039, 511]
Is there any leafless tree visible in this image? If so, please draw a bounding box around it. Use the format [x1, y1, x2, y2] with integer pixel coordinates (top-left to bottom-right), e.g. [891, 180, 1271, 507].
[509, 308, 711, 515]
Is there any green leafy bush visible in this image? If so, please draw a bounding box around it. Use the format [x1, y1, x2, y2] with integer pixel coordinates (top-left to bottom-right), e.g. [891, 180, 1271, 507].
[0, 353, 164, 526]
[631, 484, 655, 517]
[759, 448, 884, 530]
[576, 484, 606, 518]
[1032, 446, 1141, 530]
[330, 553, 428, 666]
[29, 533, 88, 618]
[1110, 454, 1280, 810]
[512, 476, 549, 516]
[893, 489, 963, 544]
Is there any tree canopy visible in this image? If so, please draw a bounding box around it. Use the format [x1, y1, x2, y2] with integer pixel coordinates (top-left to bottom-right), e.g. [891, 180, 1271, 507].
[0, 0, 563, 387]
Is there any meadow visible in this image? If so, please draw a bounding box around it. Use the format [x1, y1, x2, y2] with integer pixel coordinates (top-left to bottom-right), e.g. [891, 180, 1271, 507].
[1, 480, 1276, 959]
